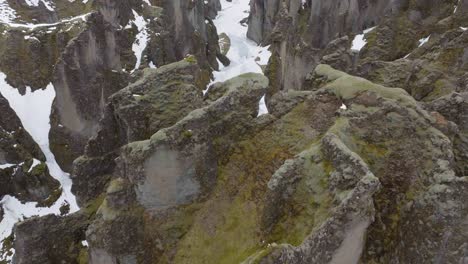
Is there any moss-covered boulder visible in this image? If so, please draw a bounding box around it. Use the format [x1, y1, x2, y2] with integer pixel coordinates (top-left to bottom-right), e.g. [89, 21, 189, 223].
[80, 65, 468, 264]
[71, 59, 209, 206]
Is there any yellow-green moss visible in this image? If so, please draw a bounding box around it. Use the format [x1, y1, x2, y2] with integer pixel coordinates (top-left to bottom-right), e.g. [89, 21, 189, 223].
[172, 99, 337, 263]
[0, 234, 14, 264]
[38, 188, 63, 207]
[424, 79, 454, 101]
[83, 194, 105, 217]
[184, 55, 197, 64]
[77, 248, 89, 264]
[268, 145, 333, 246]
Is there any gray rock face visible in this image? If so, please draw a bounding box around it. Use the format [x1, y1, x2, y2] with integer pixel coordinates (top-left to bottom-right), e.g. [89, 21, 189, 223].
[12, 213, 88, 264]
[145, 0, 226, 70]
[205, 0, 221, 19]
[0, 94, 44, 163]
[49, 12, 130, 172]
[45, 0, 225, 172]
[248, 0, 467, 94]
[71, 59, 207, 206]
[0, 161, 60, 205]
[247, 0, 394, 92]
[425, 92, 468, 175]
[140, 146, 200, 209]
[248, 0, 391, 47]
[247, 0, 280, 44]
[83, 73, 267, 263]
[3, 0, 468, 263]
[0, 93, 59, 207]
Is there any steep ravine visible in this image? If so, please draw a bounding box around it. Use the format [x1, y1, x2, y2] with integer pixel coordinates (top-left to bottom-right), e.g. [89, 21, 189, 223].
[0, 0, 467, 264]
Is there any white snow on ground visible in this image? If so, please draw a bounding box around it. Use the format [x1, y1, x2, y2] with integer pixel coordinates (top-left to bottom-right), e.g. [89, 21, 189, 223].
[68, 0, 89, 3]
[23, 0, 54, 11]
[208, 0, 272, 114]
[351, 27, 376, 52]
[0, 164, 15, 169]
[0, 12, 90, 29]
[257, 95, 268, 116]
[418, 35, 430, 47]
[461, 27, 467, 31]
[130, 10, 149, 72]
[209, 0, 271, 83]
[0, 73, 79, 260]
[402, 34, 432, 58]
[0, 0, 16, 24]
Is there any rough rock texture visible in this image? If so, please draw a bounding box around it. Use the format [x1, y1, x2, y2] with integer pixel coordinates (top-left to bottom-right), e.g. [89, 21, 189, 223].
[12, 212, 88, 264]
[72, 58, 209, 206]
[0, 94, 44, 163]
[243, 65, 468, 263]
[250, 0, 468, 94]
[0, 161, 60, 205]
[248, 0, 394, 91]
[0, 0, 225, 172]
[3, 0, 468, 263]
[83, 72, 267, 263]
[0, 91, 59, 208]
[144, 0, 227, 70]
[23, 64, 468, 263]
[47, 0, 226, 171]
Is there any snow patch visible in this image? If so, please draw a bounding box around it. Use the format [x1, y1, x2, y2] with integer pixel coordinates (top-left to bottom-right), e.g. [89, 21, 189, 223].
[257, 95, 268, 117]
[0, 0, 17, 24]
[0, 164, 15, 169]
[1, 12, 90, 29]
[418, 35, 430, 47]
[23, 0, 54, 11]
[130, 10, 149, 72]
[351, 27, 376, 52]
[205, 0, 271, 94]
[0, 72, 79, 258]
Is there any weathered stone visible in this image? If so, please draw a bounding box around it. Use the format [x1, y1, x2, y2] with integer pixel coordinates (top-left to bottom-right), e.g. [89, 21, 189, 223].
[12, 212, 88, 264]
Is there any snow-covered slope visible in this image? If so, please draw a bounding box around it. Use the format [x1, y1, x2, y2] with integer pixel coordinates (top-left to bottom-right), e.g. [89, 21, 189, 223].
[209, 0, 271, 114]
[0, 75, 78, 261]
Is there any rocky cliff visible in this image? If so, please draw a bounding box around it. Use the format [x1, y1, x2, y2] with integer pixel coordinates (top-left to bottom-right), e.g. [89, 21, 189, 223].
[0, 0, 467, 263]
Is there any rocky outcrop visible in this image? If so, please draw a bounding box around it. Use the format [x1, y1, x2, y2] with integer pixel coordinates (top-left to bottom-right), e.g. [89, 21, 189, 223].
[249, 0, 468, 94]
[205, 0, 221, 19]
[71, 58, 209, 206]
[20, 64, 466, 263]
[0, 161, 60, 205]
[248, 0, 393, 92]
[0, 92, 59, 206]
[243, 65, 468, 263]
[0, 94, 44, 163]
[48, 0, 226, 171]
[48, 11, 131, 171]
[425, 92, 468, 175]
[12, 212, 88, 264]
[82, 73, 267, 263]
[0, 16, 87, 93]
[3, 1, 468, 263]
[145, 0, 227, 69]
